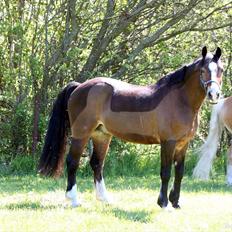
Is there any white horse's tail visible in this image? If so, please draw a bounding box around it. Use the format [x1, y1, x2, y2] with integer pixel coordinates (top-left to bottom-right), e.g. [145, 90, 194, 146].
[193, 100, 224, 180]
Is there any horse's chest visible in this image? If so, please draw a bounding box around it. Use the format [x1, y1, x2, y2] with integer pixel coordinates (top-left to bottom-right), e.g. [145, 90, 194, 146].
[183, 114, 198, 140]
[173, 112, 198, 140]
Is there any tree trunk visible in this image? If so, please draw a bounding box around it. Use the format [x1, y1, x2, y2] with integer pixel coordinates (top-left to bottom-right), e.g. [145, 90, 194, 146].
[31, 93, 41, 155]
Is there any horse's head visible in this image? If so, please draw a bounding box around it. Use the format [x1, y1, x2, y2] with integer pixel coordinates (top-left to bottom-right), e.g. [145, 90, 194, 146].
[200, 46, 223, 104]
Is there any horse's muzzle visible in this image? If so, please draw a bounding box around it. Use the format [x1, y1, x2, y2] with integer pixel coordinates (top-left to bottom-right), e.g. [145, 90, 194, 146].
[207, 84, 221, 104]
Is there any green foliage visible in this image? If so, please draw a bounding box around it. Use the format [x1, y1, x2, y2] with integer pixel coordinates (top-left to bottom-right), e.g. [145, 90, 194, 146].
[76, 135, 228, 178]
[11, 102, 32, 153]
[3, 139, 226, 179]
[0, 100, 32, 161]
[9, 155, 37, 175]
[104, 140, 160, 177]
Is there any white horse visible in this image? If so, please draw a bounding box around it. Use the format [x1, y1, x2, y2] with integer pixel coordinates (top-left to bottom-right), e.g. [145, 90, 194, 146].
[193, 96, 232, 185]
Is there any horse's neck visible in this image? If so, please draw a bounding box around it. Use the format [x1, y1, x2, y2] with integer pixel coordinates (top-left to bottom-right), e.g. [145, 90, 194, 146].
[183, 69, 206, 113]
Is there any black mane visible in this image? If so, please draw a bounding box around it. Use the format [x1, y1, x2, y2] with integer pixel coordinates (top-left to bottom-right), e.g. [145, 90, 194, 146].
[154, 58, 204, 90]
[155, 65, 188, 89]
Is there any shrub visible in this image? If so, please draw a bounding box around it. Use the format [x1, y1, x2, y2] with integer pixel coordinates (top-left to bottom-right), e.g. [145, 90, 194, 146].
[9, 155, 37, 175]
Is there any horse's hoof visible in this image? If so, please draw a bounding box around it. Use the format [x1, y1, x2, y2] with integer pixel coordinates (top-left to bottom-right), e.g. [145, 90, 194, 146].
[95, 179, 112, 204]
[71, 201, 81, 208]
[157, 196, 168, 208]
[66, 195, 81, 207]
[96, 195, 112, 205]
[169, 189, 181, 209]
[65, 187, 81, 207]
[172, 204, 181, 209]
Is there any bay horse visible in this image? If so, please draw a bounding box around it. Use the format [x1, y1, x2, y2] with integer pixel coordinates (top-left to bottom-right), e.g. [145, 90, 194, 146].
[193, 96, 232, 185]
[39, 47, 223, 208]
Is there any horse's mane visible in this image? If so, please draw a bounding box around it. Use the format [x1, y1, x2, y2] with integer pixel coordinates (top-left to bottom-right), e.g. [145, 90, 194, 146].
[154, 58, 204, 89]
[155, 66, 187, 88]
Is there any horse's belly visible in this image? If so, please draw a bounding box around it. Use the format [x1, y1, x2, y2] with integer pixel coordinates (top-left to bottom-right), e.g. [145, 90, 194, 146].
[101, 111, 160, 144]
[108, 129, 160, 144]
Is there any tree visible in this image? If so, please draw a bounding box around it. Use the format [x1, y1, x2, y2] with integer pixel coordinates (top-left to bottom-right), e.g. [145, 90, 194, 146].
[0, 0, 231, 157]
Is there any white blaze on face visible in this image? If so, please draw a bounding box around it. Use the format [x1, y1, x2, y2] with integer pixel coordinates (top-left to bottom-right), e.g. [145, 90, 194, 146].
[207, 62, 220, 102]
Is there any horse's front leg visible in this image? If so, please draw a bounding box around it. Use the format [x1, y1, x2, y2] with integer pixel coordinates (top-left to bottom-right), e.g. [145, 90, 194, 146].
[169, 143, 188, 208]
[157, 140, 176, 208]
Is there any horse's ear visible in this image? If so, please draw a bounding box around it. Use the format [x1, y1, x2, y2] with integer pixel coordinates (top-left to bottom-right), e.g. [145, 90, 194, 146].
[213, 47, 222, 62]
[202, 46, 207, 59]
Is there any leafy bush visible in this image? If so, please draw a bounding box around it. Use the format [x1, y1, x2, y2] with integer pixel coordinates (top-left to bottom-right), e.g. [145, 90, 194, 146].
[9, 155, 37, 175]
[1, 135, 226, 178]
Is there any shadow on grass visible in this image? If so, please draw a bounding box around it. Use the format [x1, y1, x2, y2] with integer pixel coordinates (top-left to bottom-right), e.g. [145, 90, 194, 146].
[0, 174, 93, 194]
[111, 207, 152, 223]
[0, 201, 62, 210]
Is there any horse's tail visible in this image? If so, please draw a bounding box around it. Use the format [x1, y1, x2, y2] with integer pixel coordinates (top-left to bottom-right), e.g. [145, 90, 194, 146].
[38, 81, 80, 177]
[193, 99, 225, 180]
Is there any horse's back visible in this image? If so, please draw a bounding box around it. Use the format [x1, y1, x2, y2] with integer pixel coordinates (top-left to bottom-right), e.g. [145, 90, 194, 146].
[70, 77, 173, 113]
[68, 77, 154, 115]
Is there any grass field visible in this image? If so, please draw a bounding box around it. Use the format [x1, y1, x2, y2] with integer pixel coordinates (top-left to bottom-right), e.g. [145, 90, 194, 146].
[0, 174, 231, 232]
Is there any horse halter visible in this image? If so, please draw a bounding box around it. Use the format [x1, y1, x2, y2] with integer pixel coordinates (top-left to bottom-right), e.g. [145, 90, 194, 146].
[199, 69, 220, 93]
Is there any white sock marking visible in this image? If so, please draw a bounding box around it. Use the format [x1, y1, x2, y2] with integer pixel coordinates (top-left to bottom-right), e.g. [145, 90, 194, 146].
[95, 178, 111, 203]
[65, 184, 81, 207]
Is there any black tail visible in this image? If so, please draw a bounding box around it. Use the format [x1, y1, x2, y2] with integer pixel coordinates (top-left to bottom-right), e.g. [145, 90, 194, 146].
[38, 81, 80, 177]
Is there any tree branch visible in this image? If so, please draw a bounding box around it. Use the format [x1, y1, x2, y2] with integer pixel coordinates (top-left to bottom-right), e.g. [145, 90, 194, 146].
[111, 0, 200, 78]
[77, 0, 166, 80]
[77, 0, 115, 80]
[46, 0, 80, 70]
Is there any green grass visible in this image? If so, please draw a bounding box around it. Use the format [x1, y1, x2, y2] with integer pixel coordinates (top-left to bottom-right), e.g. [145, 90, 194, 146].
[0, 174, 231, 232]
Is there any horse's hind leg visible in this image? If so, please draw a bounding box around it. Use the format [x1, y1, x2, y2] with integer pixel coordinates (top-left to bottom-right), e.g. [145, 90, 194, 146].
[90, 127, 112, 203]
[227, 140, 232, 185]
[66, 137, 89, 207]
[157, 140, 176, 208]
